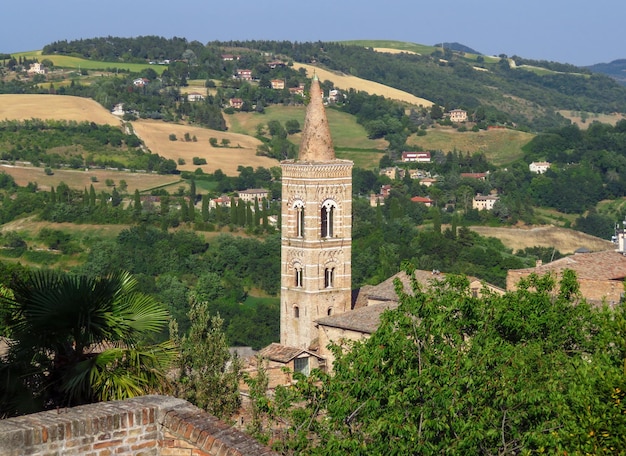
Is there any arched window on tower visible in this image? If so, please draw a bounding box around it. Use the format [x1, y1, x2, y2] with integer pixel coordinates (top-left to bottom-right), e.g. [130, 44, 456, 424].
[324, 267, 335, 288]
[321, 200, 336, 238]
[293, 200, 305, 237]
[294, 266, 303, 288]
[293, 305, 300, 318]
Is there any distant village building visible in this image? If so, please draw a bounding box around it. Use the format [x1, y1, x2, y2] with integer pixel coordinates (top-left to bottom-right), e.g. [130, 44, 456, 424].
[236, 69, 252, 81]
[237, 188, 269, 203]
[410, 196, 434, 207]
[209, 195, 234, 209]
[268, 61, 285, 69]
[409, 169, 428, 180]
[187, 92, 205, 102]
[111, 103, 125, 116]
[221, 54, 238, 61]
[461, 172, 488, 180]
[379, 167, 398, 180]
[402, 151, 431, 163]
[419, 177, 437, 187]
[133, 78, 149, 87]
[369, 193, 386, 207]
[448, 108, 468, 123]
[27, 63, 47, 75]
[328, 89, 341, 103]
[289, 83, 306, 97]
[270, 79, 285, 90]
[472, 193, 499, 211]
[229, 98, 244, 109]
[529, 161, 551, 174]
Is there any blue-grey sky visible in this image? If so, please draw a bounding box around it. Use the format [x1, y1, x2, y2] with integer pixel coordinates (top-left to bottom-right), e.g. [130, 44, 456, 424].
[2, 0, 623, 66]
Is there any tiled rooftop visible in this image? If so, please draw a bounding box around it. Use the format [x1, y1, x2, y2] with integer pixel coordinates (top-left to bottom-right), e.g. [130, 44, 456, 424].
[317, 270, 448, 334]
[316, 302, 397, 334]
[257, 343, 319, 363]
[510, 250, 626, 281]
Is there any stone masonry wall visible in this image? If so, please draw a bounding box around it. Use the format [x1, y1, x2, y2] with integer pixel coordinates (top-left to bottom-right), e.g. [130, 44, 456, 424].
[0, 395, 277, 456]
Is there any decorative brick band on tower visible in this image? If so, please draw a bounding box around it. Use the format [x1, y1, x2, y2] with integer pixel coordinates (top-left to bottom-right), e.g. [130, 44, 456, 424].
[280, 75, 353, 350]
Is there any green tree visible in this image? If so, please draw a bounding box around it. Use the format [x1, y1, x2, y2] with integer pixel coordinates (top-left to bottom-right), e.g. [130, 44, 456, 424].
[133, 189, 142, 214]
[267, 267, 625, 454]
[0, 270, 176, 417]
[171, 300, 241, 421]
[202, 194, 210, 222]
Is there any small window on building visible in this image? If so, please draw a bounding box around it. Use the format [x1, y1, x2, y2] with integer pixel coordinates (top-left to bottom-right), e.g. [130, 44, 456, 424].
[324, 267, 335, 288]
[471, 288, 479, 298]
[293, 305, 300, 318]
[294, 357, 310, 376]
[327, 308, 332, 316]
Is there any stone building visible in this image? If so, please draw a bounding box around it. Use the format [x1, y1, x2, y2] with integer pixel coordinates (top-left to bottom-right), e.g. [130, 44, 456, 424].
[506, 249, 626, 307]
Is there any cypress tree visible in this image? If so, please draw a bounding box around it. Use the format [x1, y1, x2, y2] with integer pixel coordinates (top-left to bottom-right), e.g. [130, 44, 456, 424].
[202, 194, 210, 222]
[254, 197, 261, 226]
[246, 202, 254, 229]
[89, 185, 97, 208]
[180, 198, 189, 222]
[134, 190, 142, 214]
[188, 198, 195, 222]
[161, 196, 170, 217]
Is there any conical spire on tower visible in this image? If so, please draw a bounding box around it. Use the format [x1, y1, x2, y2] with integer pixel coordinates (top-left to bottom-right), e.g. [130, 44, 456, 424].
[297, 74, 335, 162]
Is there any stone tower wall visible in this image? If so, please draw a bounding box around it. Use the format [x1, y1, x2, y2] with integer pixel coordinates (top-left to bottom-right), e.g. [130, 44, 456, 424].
[280, 161, 353, 348]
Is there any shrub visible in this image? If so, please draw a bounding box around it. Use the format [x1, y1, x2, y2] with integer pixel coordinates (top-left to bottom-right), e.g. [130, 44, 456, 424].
[169, 134, 177, 141]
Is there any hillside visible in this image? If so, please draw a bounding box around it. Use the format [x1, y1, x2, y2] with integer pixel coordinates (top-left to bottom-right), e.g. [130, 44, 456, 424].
[407, 126, 533, 166]
[292, 63, 434, 107]
[587, 59, 626, 86]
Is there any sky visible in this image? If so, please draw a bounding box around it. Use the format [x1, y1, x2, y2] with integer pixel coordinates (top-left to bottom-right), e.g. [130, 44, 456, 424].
[2, 0, 624, 67]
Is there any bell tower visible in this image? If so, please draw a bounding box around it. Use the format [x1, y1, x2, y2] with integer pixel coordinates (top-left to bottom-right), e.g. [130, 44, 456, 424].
[280, 75, 353, 349]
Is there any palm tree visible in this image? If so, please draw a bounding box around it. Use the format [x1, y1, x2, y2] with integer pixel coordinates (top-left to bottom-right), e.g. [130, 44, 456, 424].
[0, 270, 176, 417]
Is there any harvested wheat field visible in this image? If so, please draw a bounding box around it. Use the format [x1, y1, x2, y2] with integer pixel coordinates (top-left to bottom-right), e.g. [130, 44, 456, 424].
[373, 48, 419, 55]
[0, 94, 120, 126]
[130, 120, 279, 175]
[470, 225, 614, 255]
[0, 163, 181, 193]
[293, 63, 433, 108]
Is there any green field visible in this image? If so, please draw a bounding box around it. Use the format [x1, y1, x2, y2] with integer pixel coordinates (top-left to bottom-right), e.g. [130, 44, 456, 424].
[227, 106, 388, 149]
[407, 127, 534, 166]
[13, 50, 166, 75]
[227, 106, 387, 168]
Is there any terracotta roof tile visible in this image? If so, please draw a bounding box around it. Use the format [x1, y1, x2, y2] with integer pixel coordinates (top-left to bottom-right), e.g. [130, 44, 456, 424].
[511, 250, 626, 281]
[257, 343, 321, 363]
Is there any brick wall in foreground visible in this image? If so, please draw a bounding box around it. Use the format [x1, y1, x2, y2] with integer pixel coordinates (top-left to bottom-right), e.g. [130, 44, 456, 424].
[0, 395, 277, 456]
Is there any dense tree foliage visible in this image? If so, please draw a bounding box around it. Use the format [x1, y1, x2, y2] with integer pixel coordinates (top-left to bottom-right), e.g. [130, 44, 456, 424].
[259, 268, 626, 454]
[0, 119, 176, 172]
[524, 120, 626, 213]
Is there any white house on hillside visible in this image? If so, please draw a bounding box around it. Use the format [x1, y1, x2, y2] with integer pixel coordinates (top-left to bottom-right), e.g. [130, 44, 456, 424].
[529, 161, 551, 174]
